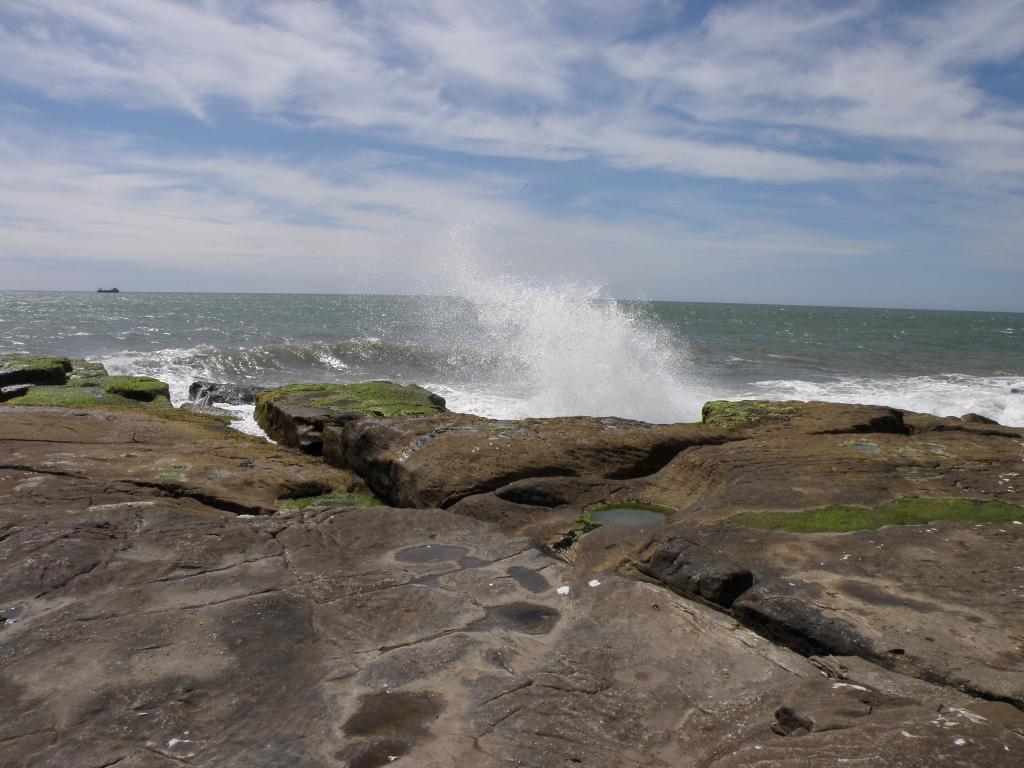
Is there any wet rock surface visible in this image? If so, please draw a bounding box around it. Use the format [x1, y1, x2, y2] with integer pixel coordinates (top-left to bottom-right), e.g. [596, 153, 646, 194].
[2, 388, 1024, 766]
[188, 379, 267, 406]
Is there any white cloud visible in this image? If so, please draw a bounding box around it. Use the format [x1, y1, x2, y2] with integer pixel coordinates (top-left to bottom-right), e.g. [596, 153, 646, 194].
[0, 123, 891, 295]
[0, 1, 1021, 306]
[3, 0, 1020, 183]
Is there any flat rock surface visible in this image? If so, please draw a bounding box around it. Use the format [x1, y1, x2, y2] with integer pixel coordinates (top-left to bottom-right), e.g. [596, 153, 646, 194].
[2, 403, 1024, 766]
[0, 406, 366, 519]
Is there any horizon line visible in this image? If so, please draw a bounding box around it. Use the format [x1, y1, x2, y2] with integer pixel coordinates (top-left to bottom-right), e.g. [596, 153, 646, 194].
[0, 288, 1021, 315]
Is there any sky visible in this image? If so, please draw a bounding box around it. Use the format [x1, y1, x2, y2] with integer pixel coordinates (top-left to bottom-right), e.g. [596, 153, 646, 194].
[0, 0, 1022, 310]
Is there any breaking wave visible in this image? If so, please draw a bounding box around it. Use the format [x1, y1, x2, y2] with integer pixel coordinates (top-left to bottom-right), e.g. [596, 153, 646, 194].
[419, 227, 702, 422]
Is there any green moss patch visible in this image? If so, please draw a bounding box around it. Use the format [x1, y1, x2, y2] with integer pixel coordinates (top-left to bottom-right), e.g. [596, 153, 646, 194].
[96, 376, 170, 402]
[727, 497, 1024, 533]
[701, 400, 802, 428]
[256, 380, 445, 425]
[278, 491, 381, 511]
[5, 375, 173, 410]
[0, 355, 72, 387]
[8, 385, 152, 408]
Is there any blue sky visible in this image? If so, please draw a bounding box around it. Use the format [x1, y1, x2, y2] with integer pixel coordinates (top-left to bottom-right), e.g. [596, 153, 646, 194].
[1, 0, 1022, 309]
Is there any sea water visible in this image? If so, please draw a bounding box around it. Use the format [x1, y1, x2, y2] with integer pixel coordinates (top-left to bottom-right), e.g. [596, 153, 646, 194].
[1, 289, 1022, 432]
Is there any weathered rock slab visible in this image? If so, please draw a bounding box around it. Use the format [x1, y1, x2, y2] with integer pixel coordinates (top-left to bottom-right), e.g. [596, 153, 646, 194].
[325, 412, 736, 508]
[642, 521, 1024, 707]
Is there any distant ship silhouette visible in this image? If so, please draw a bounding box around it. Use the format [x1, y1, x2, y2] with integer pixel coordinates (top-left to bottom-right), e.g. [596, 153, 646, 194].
[97, 287, 120, 293]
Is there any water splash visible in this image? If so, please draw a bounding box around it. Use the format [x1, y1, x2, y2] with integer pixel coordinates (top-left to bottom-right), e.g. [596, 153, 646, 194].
[425, 226, 701, 423]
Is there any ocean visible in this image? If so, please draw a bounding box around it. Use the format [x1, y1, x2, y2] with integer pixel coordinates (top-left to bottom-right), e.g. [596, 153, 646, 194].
[1, 289, 1022, 433]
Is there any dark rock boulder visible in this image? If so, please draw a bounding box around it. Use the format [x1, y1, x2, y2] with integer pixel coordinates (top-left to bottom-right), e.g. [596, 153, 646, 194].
[639, 537, 753, 607]
[0, 355, 71, 387]
[254, 381, 446, 454]
[178, 401, 239, 420]
[0, 384, 32, 403]
[189, 380, 267, 406]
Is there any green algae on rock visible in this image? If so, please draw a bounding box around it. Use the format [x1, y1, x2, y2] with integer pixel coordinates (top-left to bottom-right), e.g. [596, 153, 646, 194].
[0, 354, 72, 387]
[278, 490, 381, 510]
[256, 381, 446, 422]
[726, 496, 1024, 533]
[4, 374, 172, 409]
[255, 380, 447, 454]
[5, 384, 169, 409]
[701, 399, 802, 428]
[96, 375, 170, 402]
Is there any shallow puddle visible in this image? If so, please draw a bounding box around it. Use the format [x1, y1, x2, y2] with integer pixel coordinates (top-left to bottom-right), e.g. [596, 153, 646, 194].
[0, 604, 25, 626]
[341, 690, 444, 768]
[395, 544, 468, 563]
[506, 566, 550, 593]
[343, 690, 443, 738]
[470, 602, 561, 635]
[589, 507, 667, 526]
[341, 739, 409, 768]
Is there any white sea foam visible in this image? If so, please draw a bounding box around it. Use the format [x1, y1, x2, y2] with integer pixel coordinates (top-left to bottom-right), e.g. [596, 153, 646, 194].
[215, 403, 266, 437]
[102, 350, 271, 437]
[426, 227, 703, 423]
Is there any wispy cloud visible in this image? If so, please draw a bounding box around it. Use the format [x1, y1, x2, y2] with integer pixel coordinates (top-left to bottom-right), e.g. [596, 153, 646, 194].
[0, 123, 889, 295]
[5, 1, 1020, 182]
[0, 1, 1021, 307]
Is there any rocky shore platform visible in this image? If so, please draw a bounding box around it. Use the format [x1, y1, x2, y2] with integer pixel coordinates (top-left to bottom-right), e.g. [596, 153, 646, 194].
[1, 354, 1023, 767]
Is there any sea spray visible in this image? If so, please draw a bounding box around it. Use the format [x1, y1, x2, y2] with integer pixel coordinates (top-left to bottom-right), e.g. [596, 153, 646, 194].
[423, 227, 702, 423]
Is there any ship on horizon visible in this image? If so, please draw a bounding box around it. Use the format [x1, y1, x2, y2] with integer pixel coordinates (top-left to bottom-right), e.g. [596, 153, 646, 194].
[97, 287, 120, 293]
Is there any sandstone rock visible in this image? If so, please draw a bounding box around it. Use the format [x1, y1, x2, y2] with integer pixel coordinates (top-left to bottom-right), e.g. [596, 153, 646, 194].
[324, 412, 737, 508]
[2, 405, 1021, 766]
[255, 381, 446, 454]
[0, 406, 366, 518]
[3, 391, 1024, 766]
[628, 404, 1024, 522]
[639, 536, 753, 606]
[643, 521, 1024, 707]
